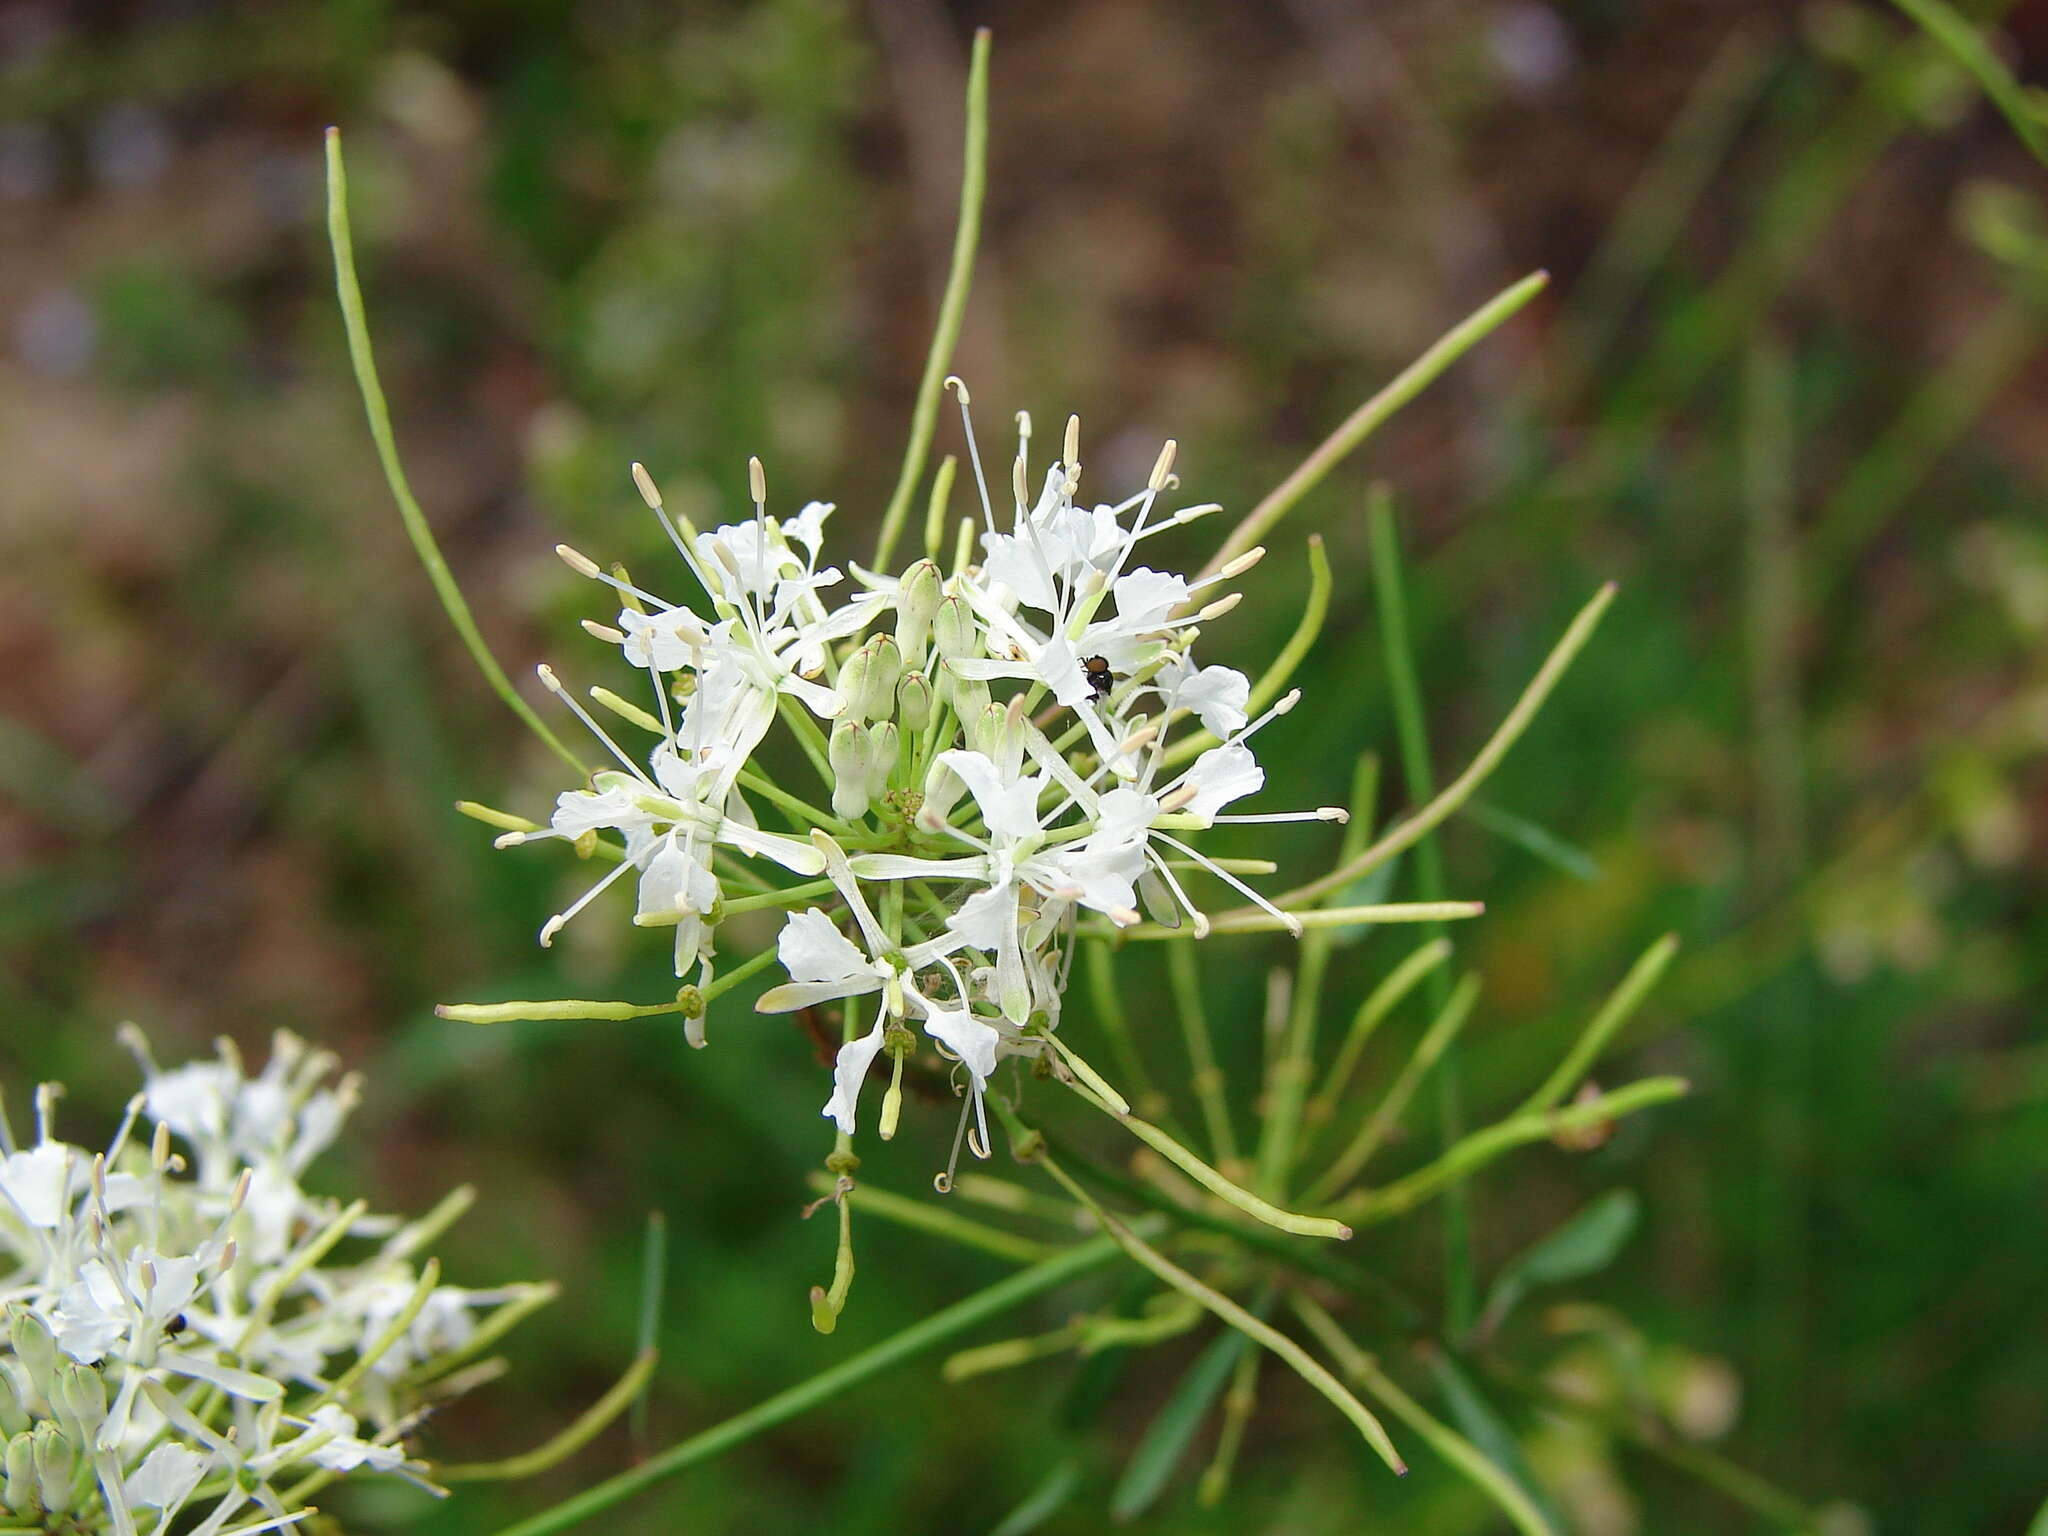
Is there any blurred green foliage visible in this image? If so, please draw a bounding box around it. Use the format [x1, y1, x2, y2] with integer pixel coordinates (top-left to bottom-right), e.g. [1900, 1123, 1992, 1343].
[3, 2, 2046, 1532]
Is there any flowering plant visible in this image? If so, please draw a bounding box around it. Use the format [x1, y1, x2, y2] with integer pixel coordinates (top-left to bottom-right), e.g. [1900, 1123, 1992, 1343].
[312, 28, 1793, 1535]
[0, 1031, 607, 1536]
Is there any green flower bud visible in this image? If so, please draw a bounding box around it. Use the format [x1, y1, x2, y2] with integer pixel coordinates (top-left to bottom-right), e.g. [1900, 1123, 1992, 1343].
[897, 671, 933, 734]
[829, 720, 874, 821]
[894, 559, 944, 661]
[919, 758, 966, 829]
[859, 635, 903, 722]
[865, 722, 900, 801]
[967, 700, 1008, 760]
[54, 1364, 105, 1446]
[4, 1430, 36, 1515]
[933, 594, 976, 661]
[32, 1420, 76, 1515]
[941, 663, 990, 722]
[8, 1309, 58, 1399]
[0, 1365, 27, 1439]
[836, 649, 873, 724]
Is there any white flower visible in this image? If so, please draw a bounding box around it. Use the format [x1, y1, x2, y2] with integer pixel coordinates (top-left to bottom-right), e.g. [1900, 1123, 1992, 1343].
[1, 1030, 547, 1535]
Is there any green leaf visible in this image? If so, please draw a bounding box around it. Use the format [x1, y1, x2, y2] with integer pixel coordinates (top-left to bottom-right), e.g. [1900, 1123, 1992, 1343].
[1480, 1190, 1641, 1336]
[991, 1454, 1083, 1536]
[1466, 800, 1601, 882]
[1109, 1326, 1253, 1521]
[1425, 1350, 1569, 1536]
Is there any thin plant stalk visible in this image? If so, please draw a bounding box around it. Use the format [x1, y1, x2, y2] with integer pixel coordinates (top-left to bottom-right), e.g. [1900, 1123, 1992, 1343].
[1309, 973, 1482, 1203]
[1254, 754, 1378, 1198]
[1199, 272, 1549, 578]
[1337, 1077, 1690, 1226]
[325, 130, 588, 779]
[1161, 534, 1332, 768]
[1367, 490, 1472, 1331]
[1515, 933, 1680, 1116]
[1291, 1295, 1556, 1536]
[439, 1351, 659, 1482]
[1272, 580, 1615, 910]
[488, 1225, 1151, 1536]
[1166, 943, 1242, 1175]
[1303, 936, 1453, 1144]
[804, 1172, 1059, 1266]
[997, 1103, 1407, 1477]
[872, 30, 991, 572]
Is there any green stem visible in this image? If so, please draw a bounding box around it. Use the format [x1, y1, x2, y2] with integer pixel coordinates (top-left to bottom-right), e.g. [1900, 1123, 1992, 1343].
[1000, 1105, 1406, 1477]
[1254, 753, 1377, 1198]
[1303, 936, 1453, 1145]
[703, 942, 784, 1003]
[440, 1351, 658, 1482]
[1082, 942, 1164, 1119]
[325, 130, 587, 779]
[1367, 491, 1472, 1332]
[802, 1172, 1058, 1266]
[873, 31, 991, 572]
[1515, 933, 1679, 1116]
[721, 879, 838, 916]
[1052, 1040, 1352, 1241]
[1165, 943, 1242, 1174]
[1338, 1077, 1691, 1226]
[1309, 973, 1482, 1203]
[488, 1225, 1146, 1536]
[1291, 1296, 1556, 1536]
[1889, 0, 2048, 163]
[1199, 272, 1549, 578]
[1273, 580, 1615, 910]
[1087, 901, 1484, 941]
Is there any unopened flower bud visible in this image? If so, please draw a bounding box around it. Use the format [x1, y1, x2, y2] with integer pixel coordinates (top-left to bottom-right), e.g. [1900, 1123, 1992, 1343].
[54, 1365, 105, 1444]
[967, 700, 1008, 759]
[897, 671, 934, 734]
[943, 665, 990, 721]
[933, 595, 976, 661]
[5, 1431, 36, 1514]
[829, 720, 875, 820]
[895, 559, 943, 660]
[32, 1420, 77, 1515]
[0, 1369, 27, 1437]
[9, 1309, 58, 1394]
[920, 758, 966, 828]
[866, 722, 900, 801]
[837, 650, 873, 724]
[857, 635, 903, 721]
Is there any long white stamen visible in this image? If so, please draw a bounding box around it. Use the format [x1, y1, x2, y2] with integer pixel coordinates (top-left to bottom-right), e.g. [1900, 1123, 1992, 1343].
[1152, 830, 1303, 937]
[537, 665, 654, 783]
[947, 377, 997, 533]
[1143, 846, 1210, 938]
[539, 853, 638, 947]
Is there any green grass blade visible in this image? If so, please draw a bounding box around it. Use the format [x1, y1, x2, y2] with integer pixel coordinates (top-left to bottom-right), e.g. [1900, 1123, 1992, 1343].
[1110, 1323, 1254, 1521]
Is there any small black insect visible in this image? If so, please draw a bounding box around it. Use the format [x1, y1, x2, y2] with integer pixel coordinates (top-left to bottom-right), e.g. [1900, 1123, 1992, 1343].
[163, 1313, 188, 1339]
[1083, 654, 1113, 700]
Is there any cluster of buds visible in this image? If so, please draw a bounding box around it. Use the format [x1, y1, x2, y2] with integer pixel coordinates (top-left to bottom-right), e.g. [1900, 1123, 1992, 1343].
[489, 388, 1344, 1170]
[0, 1030, 550, 1535]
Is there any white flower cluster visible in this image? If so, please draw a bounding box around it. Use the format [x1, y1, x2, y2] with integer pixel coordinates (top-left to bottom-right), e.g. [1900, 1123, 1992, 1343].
[507, 398, 1339, 1163]
[0, 1030, 547, 1536]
